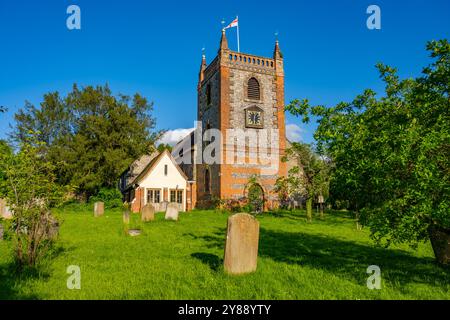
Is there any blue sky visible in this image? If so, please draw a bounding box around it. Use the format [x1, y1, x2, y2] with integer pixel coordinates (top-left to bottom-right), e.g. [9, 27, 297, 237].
[0, 0, 449, 144]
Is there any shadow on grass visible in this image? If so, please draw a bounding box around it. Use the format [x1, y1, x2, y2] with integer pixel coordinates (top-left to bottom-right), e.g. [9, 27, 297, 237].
[183, 229, 226, 250]
[267, 210, 356, 226]
[191, 252, 222, 271]
[184, 226, 449, 287]
[0, 242, 71, 300]
[259, 228, 450, 287]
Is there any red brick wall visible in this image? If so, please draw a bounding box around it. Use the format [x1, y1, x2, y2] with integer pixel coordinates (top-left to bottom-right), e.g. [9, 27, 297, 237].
[131, 187, 144, 213]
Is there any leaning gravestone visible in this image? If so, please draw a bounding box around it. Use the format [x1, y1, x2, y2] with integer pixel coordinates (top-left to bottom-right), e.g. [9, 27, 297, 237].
[123, 210, 130, 224]
[141, 204, 155, 222]
[94, 202, 104, 217]
[48, 215, 60, 239]
[223, 213, 260, 275]
[165, 202, 179, 221]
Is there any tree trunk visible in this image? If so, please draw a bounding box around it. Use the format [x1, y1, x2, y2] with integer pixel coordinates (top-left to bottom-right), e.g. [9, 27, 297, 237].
[428, 225, 450, 265]
[355, 211, 362, 230]
[306, 198, 312, 222]
[319, 203, 324, 219]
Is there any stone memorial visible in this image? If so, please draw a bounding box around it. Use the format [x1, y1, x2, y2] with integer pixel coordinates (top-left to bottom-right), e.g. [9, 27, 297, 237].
[128, 229, 141, 237]
[94, 202, 104, 217]
[0, 199, 12, 220]
[48, 216, 60, 239]
[141, 204, 155, 222]
[223, 213, 260, 275]
[123, 210, 130, 224]
[165, 202, 179, 221]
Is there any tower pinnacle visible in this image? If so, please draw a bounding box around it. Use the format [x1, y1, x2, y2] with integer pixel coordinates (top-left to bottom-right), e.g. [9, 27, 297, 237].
[219, 29, 228, 51]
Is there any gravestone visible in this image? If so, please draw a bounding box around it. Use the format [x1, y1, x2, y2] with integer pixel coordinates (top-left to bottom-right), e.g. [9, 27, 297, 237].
[128, 229, 141, 237]
[0, 199, 12, 220]
[94, 202, 104, 217]
[48, 216, 60, 239]
[165, 202, 179, 221]
[123, 210, 130, 224]
[223, 213, 260, 275]
[141, 204, 155, 222]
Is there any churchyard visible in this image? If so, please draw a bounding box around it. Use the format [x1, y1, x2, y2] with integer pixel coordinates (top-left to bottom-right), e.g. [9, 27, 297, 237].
[0, 205, 448, 300]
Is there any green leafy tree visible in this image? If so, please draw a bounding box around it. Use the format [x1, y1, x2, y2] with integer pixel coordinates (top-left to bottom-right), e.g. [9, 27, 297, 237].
[0, 137, 64, 269]
[246, 175, 264, 214]
[11, 84, 161, 199]
[282, 142, 330, 221]
[157, 143, 173, 153]
[274, 177, 291, 209]
[286, 40, 449, 263]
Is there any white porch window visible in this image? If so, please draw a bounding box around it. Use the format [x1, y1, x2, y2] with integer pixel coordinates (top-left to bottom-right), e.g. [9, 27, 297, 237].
[147, 189, 161, 204]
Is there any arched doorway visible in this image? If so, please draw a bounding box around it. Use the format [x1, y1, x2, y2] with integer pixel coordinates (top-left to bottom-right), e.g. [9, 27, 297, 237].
[204, 168, 210, 194]
[247, 183, 265, 213]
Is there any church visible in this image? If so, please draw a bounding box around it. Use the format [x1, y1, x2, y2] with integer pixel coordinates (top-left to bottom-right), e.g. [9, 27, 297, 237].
[175, 29, 290, 211]
[121, 30, 292, 212]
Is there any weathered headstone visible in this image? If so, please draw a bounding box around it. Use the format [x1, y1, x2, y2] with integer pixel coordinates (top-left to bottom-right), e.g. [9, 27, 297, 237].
[0, 199, 12, 220]
[0, 199, 4, 218]
[94, 202, 104, 217]
[128, 229, 141, 237]
[123, 210, 130, 224]
[48, 216, 60, 239]
[223, 213, 260, 275]
[165, 202, 179, 221]
[141, 204, 155, 222]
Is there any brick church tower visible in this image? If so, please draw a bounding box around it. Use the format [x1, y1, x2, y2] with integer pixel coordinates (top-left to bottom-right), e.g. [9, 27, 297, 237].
[196, 30, 287, 209]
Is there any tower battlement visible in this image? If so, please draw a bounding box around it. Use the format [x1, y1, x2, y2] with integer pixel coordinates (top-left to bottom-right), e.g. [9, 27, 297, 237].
[195, 30, 287, 210]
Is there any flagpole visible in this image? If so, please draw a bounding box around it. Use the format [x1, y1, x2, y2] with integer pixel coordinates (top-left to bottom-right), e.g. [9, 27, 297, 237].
[236, 16, 240, 52]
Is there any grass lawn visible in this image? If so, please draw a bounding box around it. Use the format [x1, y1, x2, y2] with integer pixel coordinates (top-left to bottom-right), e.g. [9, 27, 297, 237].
[0, 206, 449, 300]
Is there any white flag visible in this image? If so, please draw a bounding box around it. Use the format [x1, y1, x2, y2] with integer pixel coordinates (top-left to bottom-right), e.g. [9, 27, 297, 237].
[224, 17, 238, 29]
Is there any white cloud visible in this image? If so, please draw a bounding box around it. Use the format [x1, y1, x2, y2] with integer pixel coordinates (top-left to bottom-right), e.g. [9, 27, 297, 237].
[159, 124, 304, 146]
[158, 128, 195, 146]
[286, 123, 304, 142]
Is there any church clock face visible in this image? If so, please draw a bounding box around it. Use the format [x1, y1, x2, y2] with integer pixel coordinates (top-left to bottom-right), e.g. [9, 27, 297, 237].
[245, 108, 263, 129]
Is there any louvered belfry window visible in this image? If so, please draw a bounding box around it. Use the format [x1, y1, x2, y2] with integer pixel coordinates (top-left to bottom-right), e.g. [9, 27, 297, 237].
[247, 77, 260, 100]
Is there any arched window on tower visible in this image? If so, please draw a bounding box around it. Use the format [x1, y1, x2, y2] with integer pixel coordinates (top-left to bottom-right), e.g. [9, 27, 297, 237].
[206, 84, 212, 106]
[204, 168, 210, 193]
[247, 77, 260, 100]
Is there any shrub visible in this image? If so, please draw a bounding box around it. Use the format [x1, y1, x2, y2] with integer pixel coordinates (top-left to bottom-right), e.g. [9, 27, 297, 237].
[89, 188, 123, 208]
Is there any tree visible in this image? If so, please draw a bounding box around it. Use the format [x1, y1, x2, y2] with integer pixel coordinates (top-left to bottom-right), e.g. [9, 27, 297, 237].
[281, 142, 330, 221]
[157, 143, 173, 153]
[0, 137, 64, 269]
[274, 176, 291, 209]
[11, 84, 161, 199]
[246, 175, 264, 214]
[286, 40, 449, 263]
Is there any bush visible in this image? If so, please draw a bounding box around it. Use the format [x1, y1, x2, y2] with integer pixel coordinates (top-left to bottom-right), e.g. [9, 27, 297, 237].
[214, 198, 251, 214]
[89, 188, 123, 208]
